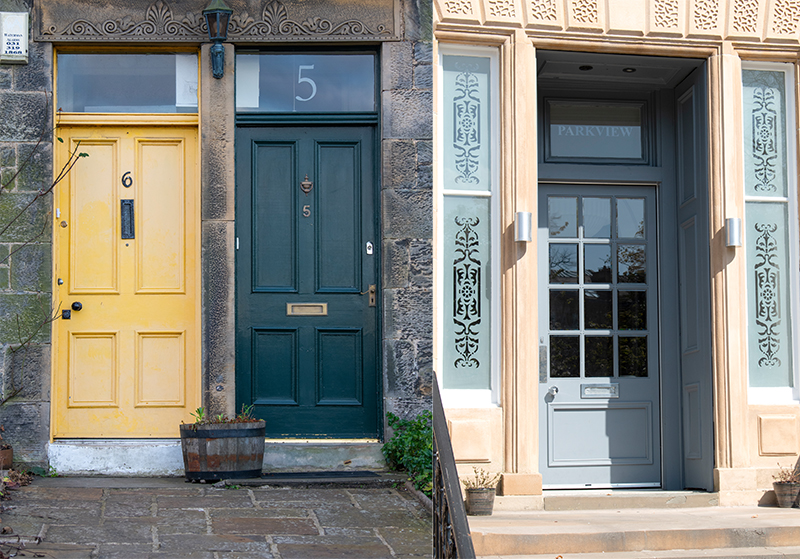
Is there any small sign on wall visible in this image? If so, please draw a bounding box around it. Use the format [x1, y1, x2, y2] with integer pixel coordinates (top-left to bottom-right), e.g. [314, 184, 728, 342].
[1, 12, 28, 64]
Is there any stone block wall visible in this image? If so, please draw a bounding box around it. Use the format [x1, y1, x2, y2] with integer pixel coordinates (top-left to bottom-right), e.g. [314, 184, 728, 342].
[381, 0, 433, 422]
[0, 0, 54, 468]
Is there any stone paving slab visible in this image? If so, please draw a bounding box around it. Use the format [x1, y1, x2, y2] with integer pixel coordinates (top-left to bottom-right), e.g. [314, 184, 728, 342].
[0, 476, 432, 558]
[478, 546, 800, 559]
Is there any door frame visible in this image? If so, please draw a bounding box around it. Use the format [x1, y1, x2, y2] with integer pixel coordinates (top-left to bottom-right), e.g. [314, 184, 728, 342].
[233, 49, 383, 437]
[537, 78, 688, 489]
[51, 116, 202, 439]
[233, 122, 382, 438]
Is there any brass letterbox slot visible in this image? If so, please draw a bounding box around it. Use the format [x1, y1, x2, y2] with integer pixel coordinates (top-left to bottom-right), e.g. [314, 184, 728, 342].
[286, 303, 328, 316]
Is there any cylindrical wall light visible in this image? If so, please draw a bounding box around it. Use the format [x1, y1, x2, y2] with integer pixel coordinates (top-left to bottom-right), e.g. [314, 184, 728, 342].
[726, 217, 742, 247]
[515, 211, 532, 242]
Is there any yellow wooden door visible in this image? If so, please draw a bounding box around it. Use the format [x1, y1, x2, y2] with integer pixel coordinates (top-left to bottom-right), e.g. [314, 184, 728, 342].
[53, 126, 199, 437]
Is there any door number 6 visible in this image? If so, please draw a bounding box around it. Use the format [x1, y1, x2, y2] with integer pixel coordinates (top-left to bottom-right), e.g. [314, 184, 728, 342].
[296, 65, 317, 102]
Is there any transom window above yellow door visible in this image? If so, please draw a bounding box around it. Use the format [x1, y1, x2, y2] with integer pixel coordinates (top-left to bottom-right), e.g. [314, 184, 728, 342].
[57, 53, 198, 113]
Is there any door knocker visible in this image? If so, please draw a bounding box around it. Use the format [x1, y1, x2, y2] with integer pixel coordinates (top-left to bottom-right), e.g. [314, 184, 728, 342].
[300, 175, 313, 195]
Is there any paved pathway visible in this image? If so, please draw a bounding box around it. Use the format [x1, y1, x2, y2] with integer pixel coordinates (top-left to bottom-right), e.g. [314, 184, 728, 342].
[0, 477, 432, 558]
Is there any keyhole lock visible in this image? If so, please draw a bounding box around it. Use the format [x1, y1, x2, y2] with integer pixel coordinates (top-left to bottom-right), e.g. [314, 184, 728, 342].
[366, 241, 374, 255]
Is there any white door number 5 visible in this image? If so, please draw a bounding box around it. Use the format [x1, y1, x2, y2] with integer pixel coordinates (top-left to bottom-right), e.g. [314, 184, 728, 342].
[296, 65, 317, 102]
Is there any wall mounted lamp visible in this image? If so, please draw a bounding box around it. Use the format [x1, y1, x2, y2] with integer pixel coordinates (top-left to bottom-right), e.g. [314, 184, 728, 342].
[726, 217, 742, 247]
[203, 0, 233, 79]
[515, 211, 532, 242]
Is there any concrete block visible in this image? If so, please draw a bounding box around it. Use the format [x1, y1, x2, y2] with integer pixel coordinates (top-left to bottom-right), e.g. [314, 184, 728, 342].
[0, 68, 10, 89]
[416, 139, 432, 165]
[0, 293, 52, 343]
[10, 242, 51, 291]
[409, 239, 431, 288]
[403, 0, 432, 41]
[0, 401, 48, 464]
[48, 439, 184, 476]
[758, 414, 799, 455]
[382, 238, 410, 288]
[413, 62, 433, 89]
[0, 92, 48, 142]
[16, 142, 52, 192]
[0, 191, 52, 242]
[382, 139, 417, 189]
[381, 90, 433, 140]
[384, 338, 426, 398]
[3, 342, 49, 401]
[201, 220, 235, 417]
[12, 40, 52, 92]
[382, 189, 432, 239]
[414, 42, 433, 64]
[383, 287, 432, 342]
[384, 395, 431, 422]
[262, 442, 385, 471]
[381, 41, 413, 91]
[0, 144, 13, 167]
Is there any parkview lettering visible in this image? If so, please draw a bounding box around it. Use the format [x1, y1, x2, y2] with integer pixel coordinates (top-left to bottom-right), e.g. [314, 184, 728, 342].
[555, 125, 637, 137]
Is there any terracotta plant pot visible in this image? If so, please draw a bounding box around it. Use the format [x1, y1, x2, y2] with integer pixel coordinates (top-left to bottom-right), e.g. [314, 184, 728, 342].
[180, 421, 266, 481]
[773, 481, 800, 508]
[0, 447, 11, 469]
[465, 487, 496, 516]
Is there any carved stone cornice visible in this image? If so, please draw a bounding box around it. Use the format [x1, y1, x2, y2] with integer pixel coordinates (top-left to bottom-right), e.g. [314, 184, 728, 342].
[36, 0, 398, 42]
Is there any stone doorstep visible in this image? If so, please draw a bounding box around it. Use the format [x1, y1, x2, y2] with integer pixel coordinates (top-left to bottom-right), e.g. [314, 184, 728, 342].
[475, 546, 800, 559]
[468, 506, 800, 557]
[495, 490, 721, 512]
[47, 440, 386, 476]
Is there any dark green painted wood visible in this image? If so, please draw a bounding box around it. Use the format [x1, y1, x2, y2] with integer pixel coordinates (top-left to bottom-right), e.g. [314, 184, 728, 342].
[236, 126, 378, 438]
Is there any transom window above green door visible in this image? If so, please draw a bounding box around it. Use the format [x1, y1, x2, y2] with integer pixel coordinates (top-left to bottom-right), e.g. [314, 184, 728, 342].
[235, 53, 376, 113]
[546, 193, 654, 379]
[57, 53, 198, 113]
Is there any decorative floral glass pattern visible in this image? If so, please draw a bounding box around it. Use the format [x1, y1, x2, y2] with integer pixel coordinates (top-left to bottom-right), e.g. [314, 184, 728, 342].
[743, 70, 787, 198]
[746, 203, 793, 387]
[443, 55, 491, 190]
[442, 52, 495, 391]
[742, 65, 795, 389]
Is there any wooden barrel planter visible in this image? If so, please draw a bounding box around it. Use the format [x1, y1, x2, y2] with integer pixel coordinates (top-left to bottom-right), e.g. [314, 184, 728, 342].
[180, 421, 266, 481]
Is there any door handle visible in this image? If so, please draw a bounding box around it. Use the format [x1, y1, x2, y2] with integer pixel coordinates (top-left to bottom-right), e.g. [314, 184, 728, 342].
[360, 284, 376, 307]
[71, 302, 83, 311]
[547, 386, 559, 397]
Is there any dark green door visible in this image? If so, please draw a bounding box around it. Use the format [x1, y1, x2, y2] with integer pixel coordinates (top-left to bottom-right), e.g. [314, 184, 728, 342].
[236, 126, 378, 438]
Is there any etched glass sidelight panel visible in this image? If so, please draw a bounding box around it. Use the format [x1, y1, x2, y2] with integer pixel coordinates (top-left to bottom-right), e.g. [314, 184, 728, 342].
[443, 196, 492, 389]
[442, 55, 492, 191]
[746, 203, 793, 387]
[742, 70, 788, 198]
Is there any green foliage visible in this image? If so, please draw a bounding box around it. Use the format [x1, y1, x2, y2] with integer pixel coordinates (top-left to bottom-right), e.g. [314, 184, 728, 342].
[189, 404, 261, 425]
[382, 411, 432, 498]
[461, 466, 501, 489]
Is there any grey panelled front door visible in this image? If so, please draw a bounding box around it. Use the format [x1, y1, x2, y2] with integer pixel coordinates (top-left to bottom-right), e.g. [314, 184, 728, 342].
[538, 184, 661, 488]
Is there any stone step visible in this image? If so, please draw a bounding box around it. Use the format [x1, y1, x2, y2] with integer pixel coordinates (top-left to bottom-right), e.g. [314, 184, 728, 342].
[495, 489, 721, 512]
[468, 506, 800, 556]
[48, 439, 385, 476]
[477, 546, 800, 559]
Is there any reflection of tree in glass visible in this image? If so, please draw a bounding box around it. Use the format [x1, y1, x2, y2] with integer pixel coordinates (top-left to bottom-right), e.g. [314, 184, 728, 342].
[549, 245, 577, 283]
[550, 291, 578, 330]
[618, 291, 646, 330]
[584, 290, 612, 329]
[619, 337, 647, 377]
[548, 212, 571, 237]
[550, 336, 579, 377]
[585, 337, 613, 377]
[618, 244, 645, 283]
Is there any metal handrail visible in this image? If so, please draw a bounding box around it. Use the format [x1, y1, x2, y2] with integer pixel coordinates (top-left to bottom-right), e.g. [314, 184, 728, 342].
[433, 374, 475, 559]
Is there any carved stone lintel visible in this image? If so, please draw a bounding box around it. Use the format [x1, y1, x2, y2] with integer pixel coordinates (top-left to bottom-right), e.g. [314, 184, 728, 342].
[36, 0, 397, 42]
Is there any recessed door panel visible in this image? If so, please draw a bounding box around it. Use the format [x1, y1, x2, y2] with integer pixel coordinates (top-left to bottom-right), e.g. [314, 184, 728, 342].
[137, 140, 185, 293]
[69, 332, 118, 407]
[237, 126, 378, 438]
[136, 332, 185, 407]
[253, 142, 297, 292]
[70, 140, 118, 293]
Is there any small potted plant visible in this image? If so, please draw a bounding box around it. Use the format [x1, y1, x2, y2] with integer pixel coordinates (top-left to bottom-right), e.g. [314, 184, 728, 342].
[461, 466, 501, 516]
[180, 405, 266, 482]
[772, 462, 800, 508]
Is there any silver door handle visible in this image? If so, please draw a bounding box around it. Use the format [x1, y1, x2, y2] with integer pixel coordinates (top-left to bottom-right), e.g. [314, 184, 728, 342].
[547, 386, 559, 397]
